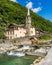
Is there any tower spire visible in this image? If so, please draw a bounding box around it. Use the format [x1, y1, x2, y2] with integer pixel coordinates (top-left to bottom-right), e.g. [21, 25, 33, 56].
[25, 8, 31, 36]
[27, 8, 30, 16]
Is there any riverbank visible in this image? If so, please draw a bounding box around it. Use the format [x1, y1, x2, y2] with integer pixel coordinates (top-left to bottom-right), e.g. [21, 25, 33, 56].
[0, 42, 50, 57]
[0, 38, 51, 54]
[0, 43, 18, 54]
[31, 47, 52, 65]
[0, 38, 51, 65]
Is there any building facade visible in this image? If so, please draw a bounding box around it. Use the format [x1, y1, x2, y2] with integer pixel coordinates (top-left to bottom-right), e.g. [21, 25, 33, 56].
[4, 9, 35, 39]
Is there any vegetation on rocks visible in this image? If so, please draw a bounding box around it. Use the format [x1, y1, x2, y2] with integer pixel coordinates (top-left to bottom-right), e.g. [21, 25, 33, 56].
[38, 35, 52, 40]
[38, 42, 49, 45]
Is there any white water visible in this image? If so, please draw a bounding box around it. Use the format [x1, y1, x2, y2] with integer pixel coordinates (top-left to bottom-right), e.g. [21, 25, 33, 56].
[7, 45, 34, 57]
[7, 51, 25, 57]
[7, 51, 14, 56]
[17, 45, 34, 51]
[23, 45, 34, 49]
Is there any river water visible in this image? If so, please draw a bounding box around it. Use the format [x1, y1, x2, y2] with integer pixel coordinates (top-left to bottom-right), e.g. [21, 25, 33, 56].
[0, 54, 38, 65]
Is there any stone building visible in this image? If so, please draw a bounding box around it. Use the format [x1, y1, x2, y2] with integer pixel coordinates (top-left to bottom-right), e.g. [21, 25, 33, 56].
[4, 9, 35, 39]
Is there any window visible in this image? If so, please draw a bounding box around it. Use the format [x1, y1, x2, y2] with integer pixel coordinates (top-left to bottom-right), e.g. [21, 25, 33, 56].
[31, 31, 33, 33]
[13, 31, 14, 35]
[16, 34, 17, 37]
[10, 36, 12, 39]
[8, 31, 9, 35]
[10, 31, 12, 34]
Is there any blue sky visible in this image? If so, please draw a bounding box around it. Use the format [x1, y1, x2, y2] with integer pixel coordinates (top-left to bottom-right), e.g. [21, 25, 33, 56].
[11, 0, 52, 21]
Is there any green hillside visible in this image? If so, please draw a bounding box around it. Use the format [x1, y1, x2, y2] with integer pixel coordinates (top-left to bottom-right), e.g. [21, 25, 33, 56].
[0, 0, 52, 38]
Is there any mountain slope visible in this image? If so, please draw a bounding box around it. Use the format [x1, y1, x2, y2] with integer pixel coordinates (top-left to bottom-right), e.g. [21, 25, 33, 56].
[0, 0, 52, 38]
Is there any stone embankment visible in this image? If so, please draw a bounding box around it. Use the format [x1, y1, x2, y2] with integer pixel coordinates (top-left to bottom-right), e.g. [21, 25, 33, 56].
[30, 55, 45, 65]
[0, 43, 18, 54]
[31, 47, 52, 65]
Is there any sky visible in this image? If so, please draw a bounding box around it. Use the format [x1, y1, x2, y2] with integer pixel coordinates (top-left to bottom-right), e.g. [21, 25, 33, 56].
[10, 0, 52, 22]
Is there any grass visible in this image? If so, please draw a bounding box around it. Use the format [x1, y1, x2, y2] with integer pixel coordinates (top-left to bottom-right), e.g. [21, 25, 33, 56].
[38, 35, 52, 40]
[38, 42, 49, 45]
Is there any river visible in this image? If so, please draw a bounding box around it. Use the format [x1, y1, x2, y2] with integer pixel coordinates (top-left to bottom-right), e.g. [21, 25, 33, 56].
[0, 54, 38, 65]
[0, 45, 47, 65]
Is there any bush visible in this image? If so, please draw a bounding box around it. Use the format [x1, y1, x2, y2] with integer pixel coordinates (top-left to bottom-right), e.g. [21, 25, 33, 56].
[38, 35, 52, 40]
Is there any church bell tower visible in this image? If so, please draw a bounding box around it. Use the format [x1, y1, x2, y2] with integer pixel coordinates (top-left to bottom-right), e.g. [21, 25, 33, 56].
[26, 9, 31, 36]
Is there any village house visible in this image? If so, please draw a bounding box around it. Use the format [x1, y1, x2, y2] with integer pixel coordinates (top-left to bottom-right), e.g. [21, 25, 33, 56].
[4, 9, 35, 39]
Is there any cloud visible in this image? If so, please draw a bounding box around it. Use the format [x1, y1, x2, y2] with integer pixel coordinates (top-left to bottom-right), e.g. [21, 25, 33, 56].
[10, 0, 17, 2]
[32, 7, 42, 13]
[26, 1, 42, 13]
[26, 2, 33, 9]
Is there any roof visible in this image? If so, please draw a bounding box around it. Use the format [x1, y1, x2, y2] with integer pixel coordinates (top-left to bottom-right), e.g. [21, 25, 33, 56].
[8, 24, 25, 28]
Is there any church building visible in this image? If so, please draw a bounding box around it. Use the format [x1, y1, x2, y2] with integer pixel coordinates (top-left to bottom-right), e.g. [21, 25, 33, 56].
[4, 9, 35, 39]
